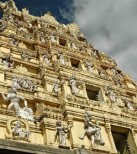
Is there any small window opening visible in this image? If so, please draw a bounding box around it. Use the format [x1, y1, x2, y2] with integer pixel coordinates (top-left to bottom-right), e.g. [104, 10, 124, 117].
[59, 38, 66, 46]
[86, 85, 99, 101]
[71, 58, 80, 68]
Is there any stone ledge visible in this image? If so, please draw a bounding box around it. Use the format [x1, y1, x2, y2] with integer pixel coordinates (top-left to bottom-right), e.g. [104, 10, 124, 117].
[0, 139, 74, 154]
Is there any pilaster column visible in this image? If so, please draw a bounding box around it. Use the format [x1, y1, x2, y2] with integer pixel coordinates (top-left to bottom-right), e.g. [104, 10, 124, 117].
[105, 123, 117, 153]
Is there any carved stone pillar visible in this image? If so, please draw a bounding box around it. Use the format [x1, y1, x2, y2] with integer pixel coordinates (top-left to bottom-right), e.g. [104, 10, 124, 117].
[105, 123, 117, 153]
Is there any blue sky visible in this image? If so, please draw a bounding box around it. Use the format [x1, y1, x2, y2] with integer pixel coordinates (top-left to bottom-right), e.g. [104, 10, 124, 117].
[1, 0, 137, 81]
[1, 0, 74, 24]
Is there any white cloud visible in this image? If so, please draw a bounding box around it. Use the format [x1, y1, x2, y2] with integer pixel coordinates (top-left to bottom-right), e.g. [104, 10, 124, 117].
[72, 0, 137, 80]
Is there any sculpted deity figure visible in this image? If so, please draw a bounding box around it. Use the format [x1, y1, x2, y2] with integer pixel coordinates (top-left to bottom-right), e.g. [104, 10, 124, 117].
[69, 74, 82, 95]
[21, 51, 31, 61]
[53, 79, 64, 93]
[2, 55, 14, 69]
[57, 51, 65, 65]
[105, 86, 117, 104]
[12, 120, 30, 141]
[50, 35, 57, 44]
[79, 112, 105, 146]
[39, 32, 46, 43]
[125, 99, 134, 111]
[43, 53, 51, 65]
[1, 88, 27, 115]
[55, 120, 71, 146]
[85, 61, 93, 74]
[71, 42, 78, 50]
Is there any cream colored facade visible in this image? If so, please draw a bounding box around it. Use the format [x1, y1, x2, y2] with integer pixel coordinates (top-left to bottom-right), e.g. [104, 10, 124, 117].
[0, 1, 136, 154]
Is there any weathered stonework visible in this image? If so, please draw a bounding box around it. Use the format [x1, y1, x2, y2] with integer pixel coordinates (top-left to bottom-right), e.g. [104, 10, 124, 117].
[0, 0, 136, 154]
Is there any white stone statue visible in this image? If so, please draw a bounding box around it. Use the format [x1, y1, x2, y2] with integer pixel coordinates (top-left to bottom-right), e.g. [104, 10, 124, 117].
[50, 35, 57, 44]
[1, 88, 27, 115]
[53, 79, 63, 94]
[79, 112, 105, 146]
[105, 86, 117, 104]
[21, 51, 31, 61]
[55, 120, 71, 146]
[57, 51, 65, 65]
[43, 53, 51, 65]
[2, 55, 14, 69]
[69, 74, 82, 95]
[1, 88, 34, 121]
[85, 61, 93, 73]
[125, 99, 134, 111]
[12, 120, 30, 141]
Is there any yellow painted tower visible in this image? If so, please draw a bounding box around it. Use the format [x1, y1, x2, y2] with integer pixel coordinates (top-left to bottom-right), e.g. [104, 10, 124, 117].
[0, 0, 136, 154]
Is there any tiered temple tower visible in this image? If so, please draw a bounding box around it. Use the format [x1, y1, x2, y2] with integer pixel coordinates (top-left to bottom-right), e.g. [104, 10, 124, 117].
[0, 0, 137, 154]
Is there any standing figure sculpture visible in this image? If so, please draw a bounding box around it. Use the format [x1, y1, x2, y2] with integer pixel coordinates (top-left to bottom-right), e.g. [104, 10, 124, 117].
[125, 99, 134, 111]
[105, 86, 117, 104]
[85, 61, 93, 74]
[69, 74, 82, 95]
[1, 88, 27, 115]
[79, 112, 105, 146]
[43, 53, 51, 65]
[55, 120, 71, 146]
[57, 51, 65, 65]
[52, 79, 64, 94]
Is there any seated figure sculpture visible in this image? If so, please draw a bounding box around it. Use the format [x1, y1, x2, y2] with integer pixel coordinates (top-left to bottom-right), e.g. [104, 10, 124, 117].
[79, 111, 105, 146]
[12, 120, 30, 141]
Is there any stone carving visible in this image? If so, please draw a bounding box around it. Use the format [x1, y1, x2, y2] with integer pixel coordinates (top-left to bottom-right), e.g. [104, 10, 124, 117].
[37, 66, 46, 79]
[52, 79, 64, 94]
[35, 103, 62, 120]
[14, 64, 30, 76]
[2, 55, 14, 69]
[99, 69, 112, 81]
[17, 26, 28, 38]
[55, 120, 71, 146]
[12, 76, 37, 92]
[105, 86, 118, 104]
[1, 87, 34, 121]
[67, 23, 80, 34]
[84, 61, 94, 74]
[76, 145, 88, 154]
[10, 38, 19, 46]
[5, 118, 30, 142]
[0, 0, 17, 13]
[69, 74, 83, 95]
[79, 111, 105, 146]
[57, 51, 65, 65]
[3, 12, 14, 22]
[68, 42, 79, 51]
[39, 32, 46, 43]
[124, 99, 134, 111]
[92, 50, 98, 59]
[41, 12, 59, 25]
[0, 20, 6, 32]
[21, 51, 31, 61]
[1, 88, 27, 115]
[42, 53, 51, 66]
[49, 35, 58, 44]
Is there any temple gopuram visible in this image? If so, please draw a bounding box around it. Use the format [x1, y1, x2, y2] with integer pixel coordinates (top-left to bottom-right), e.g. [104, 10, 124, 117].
[0, 0, 137, 154]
